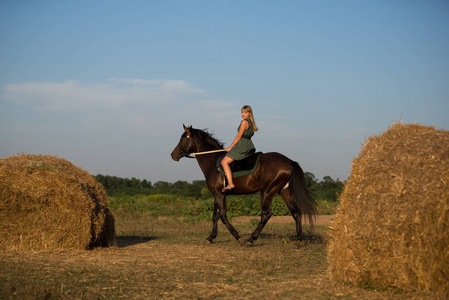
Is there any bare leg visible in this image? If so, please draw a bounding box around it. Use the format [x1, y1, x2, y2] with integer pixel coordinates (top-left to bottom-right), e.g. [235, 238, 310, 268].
[221, 156, 235, 192]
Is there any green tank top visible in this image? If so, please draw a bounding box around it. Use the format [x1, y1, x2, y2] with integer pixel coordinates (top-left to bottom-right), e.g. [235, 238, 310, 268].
[239, 119, 254, 139]
[226, 119, 255, 160]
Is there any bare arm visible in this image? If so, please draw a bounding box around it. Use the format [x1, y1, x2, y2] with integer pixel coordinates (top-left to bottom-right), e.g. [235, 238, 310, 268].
[225, 120, 249, 152]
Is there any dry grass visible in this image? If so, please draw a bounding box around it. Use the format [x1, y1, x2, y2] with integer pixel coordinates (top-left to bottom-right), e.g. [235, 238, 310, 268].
[328, 122, 449, 298]
[0, 216, 435, 299]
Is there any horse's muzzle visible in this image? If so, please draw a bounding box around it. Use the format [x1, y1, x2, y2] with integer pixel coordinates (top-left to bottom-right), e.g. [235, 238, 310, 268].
[171, 152, 181, 161]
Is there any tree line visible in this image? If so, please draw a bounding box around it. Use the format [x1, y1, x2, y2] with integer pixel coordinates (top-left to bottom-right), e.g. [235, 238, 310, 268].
[94, 172, 344, 202]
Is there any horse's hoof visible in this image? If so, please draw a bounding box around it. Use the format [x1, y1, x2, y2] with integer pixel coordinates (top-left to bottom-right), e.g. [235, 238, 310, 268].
[238, 237, 246, 245]
[204, 239, 212, 244]
[245, 238, 254, 246]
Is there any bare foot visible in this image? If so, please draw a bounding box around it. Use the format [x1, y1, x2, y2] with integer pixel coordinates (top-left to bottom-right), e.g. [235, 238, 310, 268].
[222, 185, 235, 193]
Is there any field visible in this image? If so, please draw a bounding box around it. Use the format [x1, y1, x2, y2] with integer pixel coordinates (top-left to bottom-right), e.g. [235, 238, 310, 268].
[0, 197, 434, 299]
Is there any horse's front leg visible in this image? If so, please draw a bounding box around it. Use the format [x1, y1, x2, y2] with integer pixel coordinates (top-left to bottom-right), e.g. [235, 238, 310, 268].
[212, 193, 244, 244]
[206, 201, 220, 243]
[247, 193, 273, 245]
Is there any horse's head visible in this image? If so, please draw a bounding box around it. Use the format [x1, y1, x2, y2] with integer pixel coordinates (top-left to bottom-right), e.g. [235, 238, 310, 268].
[171, 125, 224, 161]
[171, 124, 196, 161]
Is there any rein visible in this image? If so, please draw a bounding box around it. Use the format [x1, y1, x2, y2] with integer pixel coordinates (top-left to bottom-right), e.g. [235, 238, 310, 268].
[180, 129, 226, 158]
[189, 149, 226, 156]
[182, 149, 226, 159]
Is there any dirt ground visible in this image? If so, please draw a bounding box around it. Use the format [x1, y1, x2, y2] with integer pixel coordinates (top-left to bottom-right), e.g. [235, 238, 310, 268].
[1, 215, 436, 299]
[233, 215, 334, 226]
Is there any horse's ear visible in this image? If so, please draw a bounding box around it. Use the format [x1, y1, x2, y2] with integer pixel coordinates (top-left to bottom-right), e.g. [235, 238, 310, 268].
[183, 124, 191, 134]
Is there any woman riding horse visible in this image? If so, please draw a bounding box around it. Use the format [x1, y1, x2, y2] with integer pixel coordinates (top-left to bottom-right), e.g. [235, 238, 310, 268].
[221, 105, 258, 192]
[171, 122, 316, 245]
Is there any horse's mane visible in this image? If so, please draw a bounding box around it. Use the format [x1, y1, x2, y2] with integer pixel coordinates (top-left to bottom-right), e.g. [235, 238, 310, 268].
[191, 127, 224, 149]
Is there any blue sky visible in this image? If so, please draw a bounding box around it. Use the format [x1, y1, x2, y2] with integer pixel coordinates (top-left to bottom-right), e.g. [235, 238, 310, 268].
[1, 0, 448, 183]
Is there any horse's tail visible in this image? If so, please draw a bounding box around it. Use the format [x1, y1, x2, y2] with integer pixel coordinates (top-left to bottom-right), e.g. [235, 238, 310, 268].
[289, 161, 317, 228]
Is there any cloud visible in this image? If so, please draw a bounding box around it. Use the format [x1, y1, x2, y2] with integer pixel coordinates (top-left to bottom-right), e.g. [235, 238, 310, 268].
[2, 78, 243, 144]
[109, 77, 205, 95]
[3, 78, 206, 112]
[4, 80, 121, 111]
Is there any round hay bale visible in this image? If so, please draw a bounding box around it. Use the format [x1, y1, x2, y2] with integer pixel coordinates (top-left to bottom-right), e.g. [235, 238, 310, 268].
[328, 123, 449, 297]
[0, 154, 116, 250]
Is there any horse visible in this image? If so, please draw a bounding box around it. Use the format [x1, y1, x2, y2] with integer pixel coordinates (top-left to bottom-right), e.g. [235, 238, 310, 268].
[171, 125, 317, 245]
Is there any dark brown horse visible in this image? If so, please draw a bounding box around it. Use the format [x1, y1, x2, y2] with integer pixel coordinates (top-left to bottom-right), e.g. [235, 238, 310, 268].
[171, 125, 316, 245]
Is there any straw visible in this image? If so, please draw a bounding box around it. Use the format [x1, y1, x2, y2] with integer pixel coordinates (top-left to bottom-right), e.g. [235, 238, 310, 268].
[328, 122, 449, 297]
[0, 154, 116, 250]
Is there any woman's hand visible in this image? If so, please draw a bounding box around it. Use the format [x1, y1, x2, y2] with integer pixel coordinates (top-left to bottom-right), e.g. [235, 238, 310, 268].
[225, 147, 232, 152]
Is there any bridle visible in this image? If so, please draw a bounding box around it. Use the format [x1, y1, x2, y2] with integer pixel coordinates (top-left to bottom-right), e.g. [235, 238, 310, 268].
[178, 134, 196, 159]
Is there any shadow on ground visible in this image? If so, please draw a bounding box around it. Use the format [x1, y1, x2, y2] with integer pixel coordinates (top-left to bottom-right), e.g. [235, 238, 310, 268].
[115, 236, 156, 248]
[236, 232, 325, 248]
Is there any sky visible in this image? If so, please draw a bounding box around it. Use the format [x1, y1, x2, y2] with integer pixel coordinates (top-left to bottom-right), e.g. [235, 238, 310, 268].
[1, 0, 448, 183]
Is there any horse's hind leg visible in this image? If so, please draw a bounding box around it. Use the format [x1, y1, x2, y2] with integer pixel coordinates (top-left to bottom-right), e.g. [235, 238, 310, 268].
[280, 189, 303, 240]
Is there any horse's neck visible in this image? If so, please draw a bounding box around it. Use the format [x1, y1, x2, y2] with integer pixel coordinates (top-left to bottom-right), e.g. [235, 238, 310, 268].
[195, 142, 221, 179]
[196, 155, 217, 178]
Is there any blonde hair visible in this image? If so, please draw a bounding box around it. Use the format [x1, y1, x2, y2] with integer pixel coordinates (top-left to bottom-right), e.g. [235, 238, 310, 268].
[242, 105, 258, 132]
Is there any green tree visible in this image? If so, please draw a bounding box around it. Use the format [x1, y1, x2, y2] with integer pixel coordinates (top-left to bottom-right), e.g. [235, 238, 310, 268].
[141, 179, 152, 189]
[153, 181, 172, 194]
[317, 176, 344, 201]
